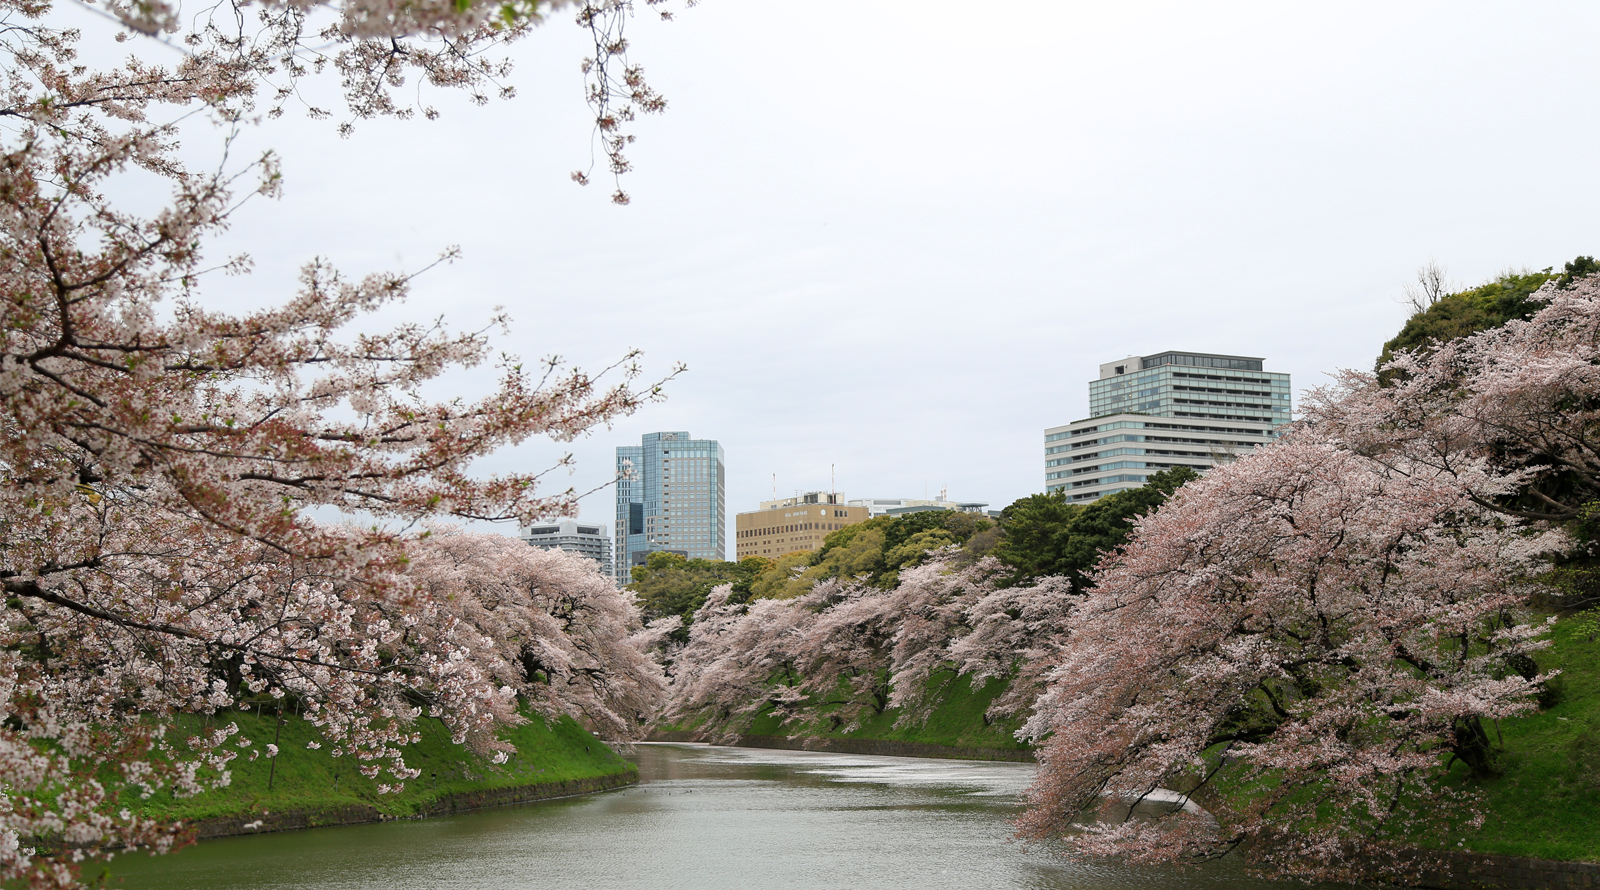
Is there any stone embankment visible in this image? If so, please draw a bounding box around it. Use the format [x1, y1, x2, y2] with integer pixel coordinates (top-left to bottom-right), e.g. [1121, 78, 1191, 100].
[189, 771, 637, 840]
[1383, 849, 1600, 890]
[647, 729, 1034, 762]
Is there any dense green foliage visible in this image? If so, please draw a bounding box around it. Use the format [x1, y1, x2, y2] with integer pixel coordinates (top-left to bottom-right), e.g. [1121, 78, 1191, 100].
[993, 467, 1198, 587]
[737, 510, 994, 600]
[629, 552, 771, 624]
[131, 709, 633, 826]
[637, 471, 1200, 625]
[1375, 268, 1557, 376]
[631, 510, 1000, 616]
[1374, 256, 1596, 379]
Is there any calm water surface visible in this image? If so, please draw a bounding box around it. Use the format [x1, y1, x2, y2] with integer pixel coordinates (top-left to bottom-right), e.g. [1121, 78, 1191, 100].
[108, 743, 1296, 890]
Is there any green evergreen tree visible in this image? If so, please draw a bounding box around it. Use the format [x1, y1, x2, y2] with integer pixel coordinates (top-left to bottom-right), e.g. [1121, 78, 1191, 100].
[994, 467, 1199, 588]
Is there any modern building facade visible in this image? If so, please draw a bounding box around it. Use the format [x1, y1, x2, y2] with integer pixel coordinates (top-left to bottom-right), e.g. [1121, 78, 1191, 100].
[1045, 351, 1292, 502]
[735, 491, 868, 560]
[520, 520, 614, 579]
[615, 431, 726, 584]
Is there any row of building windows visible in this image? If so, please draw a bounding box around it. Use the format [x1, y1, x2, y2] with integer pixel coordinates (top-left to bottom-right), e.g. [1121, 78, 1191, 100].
[1069, 446, 1147, 462]
[1146, 422, 1277, 436]
[1067, 487, 1135, 500]
[1095, 387, 1285, 403]
[1171, 384, 1291, 398]
[1170, 370, 1283, 385]
[1095, 373, 1288, 393]
[1141, 352, 1263, 371]
[1092, 391, 1286, 411]
[1171, 411, 1283, 422]
[1066, 457, 1214, 478]
[1059, 424, 1278, 453]
[739, 522, 848, 538]
[1072, 460, 1148, 475]
[1071, 446, 1218, 464]
[1069, 473, 1148, 489]
[1171, 398, 1285, 410]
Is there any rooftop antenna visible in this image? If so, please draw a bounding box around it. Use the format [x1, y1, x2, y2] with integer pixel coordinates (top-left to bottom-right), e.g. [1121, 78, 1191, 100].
[831, 464, 836, 501]
[772, 473, 776, 500]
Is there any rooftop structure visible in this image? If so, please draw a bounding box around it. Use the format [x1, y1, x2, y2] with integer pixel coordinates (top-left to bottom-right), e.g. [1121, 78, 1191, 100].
[846, 496, 989, 518]
[520, 520, 613, 579]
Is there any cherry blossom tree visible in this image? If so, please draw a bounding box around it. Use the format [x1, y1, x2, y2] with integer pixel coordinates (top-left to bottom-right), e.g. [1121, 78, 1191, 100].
[400, 528, 667, 745]
[663, 584, 815, 740]
[0, 243, 670, 884]
[0, 0, 687, 882]
[1015, 406, 1567, 882]
[1310, 274, 1600, 522]
[945, 569, 1076, 722]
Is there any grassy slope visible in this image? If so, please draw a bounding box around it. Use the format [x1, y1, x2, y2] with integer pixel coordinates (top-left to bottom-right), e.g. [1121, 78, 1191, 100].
[134, 709, 634, 825]
[731, 672, 1030, 752]
[1439, 614, 1600, 861]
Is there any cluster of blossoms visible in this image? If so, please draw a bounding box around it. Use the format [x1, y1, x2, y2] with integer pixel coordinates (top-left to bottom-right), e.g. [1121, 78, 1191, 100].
[665, 555, 1078, 741]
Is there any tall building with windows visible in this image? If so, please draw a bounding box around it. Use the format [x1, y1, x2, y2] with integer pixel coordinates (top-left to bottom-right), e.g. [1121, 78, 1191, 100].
[1045, 351, 1291, 502]
[615, 432, 726, 584]
[520, 520, 613, 579]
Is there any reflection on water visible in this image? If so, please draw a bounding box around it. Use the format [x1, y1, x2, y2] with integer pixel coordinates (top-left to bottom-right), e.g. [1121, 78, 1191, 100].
[107, 743, 1299, 890]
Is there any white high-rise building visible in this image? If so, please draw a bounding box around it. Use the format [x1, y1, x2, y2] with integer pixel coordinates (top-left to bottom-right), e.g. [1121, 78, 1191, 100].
[1045, 351, 1292, 502]
[520, 520, 614, 579]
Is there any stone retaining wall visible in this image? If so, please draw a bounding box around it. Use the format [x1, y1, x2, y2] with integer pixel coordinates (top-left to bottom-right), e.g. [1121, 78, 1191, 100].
[188, 770, 637, 840]
[646, 730, 1035, 762]
[1382, 848, 1600, 890]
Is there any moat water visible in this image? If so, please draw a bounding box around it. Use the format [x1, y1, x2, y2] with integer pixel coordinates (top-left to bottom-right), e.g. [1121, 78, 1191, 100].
[108, 743, 1297, 889]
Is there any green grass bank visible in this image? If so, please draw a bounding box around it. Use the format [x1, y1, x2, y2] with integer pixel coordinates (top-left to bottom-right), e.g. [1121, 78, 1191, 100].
[135, 709, 636, 836]
[657, 672, 1034, 759]
[1435, 613, 1600, 862]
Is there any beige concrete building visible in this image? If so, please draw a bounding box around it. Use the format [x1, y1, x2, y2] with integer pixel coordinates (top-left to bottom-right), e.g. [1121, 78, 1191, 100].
[735, 491, 869, 560]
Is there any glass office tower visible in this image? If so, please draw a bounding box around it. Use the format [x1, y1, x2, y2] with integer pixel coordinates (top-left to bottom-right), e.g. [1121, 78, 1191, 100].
[615, 431, 726, 584]
[1044, 351, 1292, 502]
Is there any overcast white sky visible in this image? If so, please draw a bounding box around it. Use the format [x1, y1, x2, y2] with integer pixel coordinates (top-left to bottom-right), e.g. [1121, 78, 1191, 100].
[78, 1, 1600, 539]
